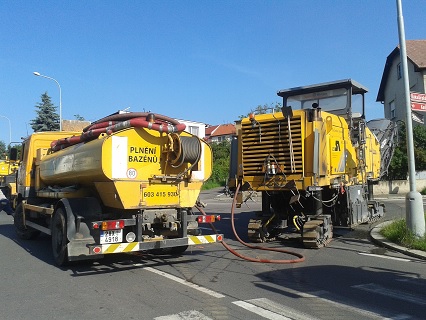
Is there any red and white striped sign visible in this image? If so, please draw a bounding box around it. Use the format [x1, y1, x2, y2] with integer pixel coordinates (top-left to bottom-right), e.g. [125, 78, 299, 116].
[411, 92, 426, 102]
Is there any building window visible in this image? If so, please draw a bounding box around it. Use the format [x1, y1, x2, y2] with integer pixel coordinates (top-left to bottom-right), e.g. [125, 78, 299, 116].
[397, 63, 402, 80]
[188, 126, 199, 137]
[390, 100, 396, 119]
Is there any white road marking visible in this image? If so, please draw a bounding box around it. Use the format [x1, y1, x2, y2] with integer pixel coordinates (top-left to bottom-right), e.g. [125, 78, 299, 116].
[143, 266, 226, 298]
[352, 283, 426, 306]
[232, 300, 292, 320]
[233, 297, 410, 320]
[154, 310, 213, 320]
[262, 284, 405, 319]
[237, 298, 317, 320]
[302, 292, 386, 319]
[358, 252, 411, 262]
[138, 265, 415, 319]
[396, 278, 426, 288]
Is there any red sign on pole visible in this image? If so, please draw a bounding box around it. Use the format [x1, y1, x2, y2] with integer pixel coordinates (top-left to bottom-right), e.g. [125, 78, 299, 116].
[411, 92, 426, 102]
[411, 102, 426, 111]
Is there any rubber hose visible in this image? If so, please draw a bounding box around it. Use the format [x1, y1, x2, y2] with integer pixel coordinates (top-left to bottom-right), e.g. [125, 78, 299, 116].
[51, 112, 186, 151]
[197, 183, 305, 264]
[173, 136, 201, 167]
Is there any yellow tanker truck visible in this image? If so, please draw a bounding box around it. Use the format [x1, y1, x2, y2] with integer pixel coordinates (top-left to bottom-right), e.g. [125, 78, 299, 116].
[8, 112, 222, 266]
[229, 79, 397, 248]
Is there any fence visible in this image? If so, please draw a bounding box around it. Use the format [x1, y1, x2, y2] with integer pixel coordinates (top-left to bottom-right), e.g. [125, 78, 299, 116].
[375, 179, 426, 195]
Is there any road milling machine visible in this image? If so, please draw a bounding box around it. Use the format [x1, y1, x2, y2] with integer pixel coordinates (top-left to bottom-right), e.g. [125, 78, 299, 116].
[7, 112, 222, 266]
[229, 79, 397, 248]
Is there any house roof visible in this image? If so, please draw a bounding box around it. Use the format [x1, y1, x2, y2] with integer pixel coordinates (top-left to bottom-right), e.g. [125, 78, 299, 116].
[377, 40, 426, 102]
[210, 124, 236, 137]
[204, 124, 236, 140]
[205, 125, 219, 136]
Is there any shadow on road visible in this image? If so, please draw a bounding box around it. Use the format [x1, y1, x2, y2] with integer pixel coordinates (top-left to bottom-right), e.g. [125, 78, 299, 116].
[0, 220, 215, 275]
[254, 263, 426, 319]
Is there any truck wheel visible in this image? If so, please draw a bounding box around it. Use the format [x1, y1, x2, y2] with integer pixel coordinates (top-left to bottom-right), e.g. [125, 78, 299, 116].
[51, 208, 69, 266]
[14, 203, 41, 240]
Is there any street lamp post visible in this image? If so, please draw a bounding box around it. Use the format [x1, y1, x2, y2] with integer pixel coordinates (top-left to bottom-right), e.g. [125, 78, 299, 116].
[33, 71, 62, 131]
[396, 0, 425, 237]
[0, 115, 12, 145]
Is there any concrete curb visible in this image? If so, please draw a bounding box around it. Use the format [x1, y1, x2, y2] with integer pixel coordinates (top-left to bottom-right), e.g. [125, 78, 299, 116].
[370, 221, 426, 260]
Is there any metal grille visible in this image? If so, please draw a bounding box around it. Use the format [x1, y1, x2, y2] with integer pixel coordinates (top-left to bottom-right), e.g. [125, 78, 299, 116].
[241, 116, 303, 176]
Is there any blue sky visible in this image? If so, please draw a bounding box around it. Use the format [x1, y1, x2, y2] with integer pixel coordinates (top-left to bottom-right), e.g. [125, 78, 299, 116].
[1, 0, 425, 144]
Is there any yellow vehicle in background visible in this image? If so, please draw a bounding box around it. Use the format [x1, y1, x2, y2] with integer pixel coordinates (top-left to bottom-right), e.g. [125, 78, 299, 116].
[8, 112, 222, 266]
[229, 79, 396, 248]
[0, 159, 18, 177]
[0, 153, 19, 199]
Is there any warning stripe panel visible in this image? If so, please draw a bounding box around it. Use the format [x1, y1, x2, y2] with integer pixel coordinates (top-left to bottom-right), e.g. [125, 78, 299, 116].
[103, 242, 139, 254]
[95, 235, 222, 255]
[188, 235, 218, 245]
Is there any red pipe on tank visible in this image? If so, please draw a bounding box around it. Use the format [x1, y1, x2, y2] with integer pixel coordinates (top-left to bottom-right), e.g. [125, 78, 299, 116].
[51, 113, 186, 151]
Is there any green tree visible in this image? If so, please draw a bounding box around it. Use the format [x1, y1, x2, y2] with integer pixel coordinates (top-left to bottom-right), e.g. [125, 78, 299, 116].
[30, 92, 60, 132]
[0, 141, 21, 161]
[387, 123, 426, 180]
[239, 102, 282, 119]
[0, 140, 6, 159]
[209, 140, 231, 186]
[74, 114, 85, 121]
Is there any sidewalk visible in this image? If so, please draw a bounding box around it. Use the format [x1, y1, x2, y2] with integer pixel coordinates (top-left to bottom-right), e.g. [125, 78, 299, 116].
[370, 221, 426, 260]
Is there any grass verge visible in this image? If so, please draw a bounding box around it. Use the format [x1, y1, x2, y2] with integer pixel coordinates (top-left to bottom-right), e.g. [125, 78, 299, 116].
[202, 180, 223, 190]
[380, 215, 426, 251]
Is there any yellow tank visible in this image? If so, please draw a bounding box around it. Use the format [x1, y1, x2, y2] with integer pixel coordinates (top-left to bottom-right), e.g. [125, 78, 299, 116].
[32, 127, 211, 209]
[12, 113, 221, 266]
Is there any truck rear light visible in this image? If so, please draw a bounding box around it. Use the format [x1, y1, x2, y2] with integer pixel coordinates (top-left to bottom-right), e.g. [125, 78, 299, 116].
[93, 246, 102, 254]
[196, 215, 220, 223]
[101, 220, 125, 230]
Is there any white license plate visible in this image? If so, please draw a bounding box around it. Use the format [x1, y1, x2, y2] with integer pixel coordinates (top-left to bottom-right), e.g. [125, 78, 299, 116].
[100, 229, 123, 244]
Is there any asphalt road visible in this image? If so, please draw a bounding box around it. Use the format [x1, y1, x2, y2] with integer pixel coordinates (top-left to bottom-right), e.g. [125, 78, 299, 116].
[0, 190, 425, 320]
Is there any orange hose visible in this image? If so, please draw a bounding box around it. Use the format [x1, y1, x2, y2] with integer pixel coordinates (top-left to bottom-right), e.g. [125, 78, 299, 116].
[197, 183, 305, 264]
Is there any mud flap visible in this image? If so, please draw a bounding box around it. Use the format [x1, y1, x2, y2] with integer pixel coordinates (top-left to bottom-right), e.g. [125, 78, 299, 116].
[59, 198, 103, 261]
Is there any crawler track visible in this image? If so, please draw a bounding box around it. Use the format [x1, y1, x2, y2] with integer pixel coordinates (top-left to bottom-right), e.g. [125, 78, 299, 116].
[302, 217, 333, 248]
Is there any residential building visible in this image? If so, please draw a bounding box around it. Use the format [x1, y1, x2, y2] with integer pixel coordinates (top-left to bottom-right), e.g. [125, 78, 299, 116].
[377, 40, 426, 125]
[204, 124, 236, 143]
[175, 119, 206, 139]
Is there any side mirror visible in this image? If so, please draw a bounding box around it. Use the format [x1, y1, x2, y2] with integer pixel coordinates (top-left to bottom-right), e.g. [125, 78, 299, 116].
[9, 147, 18, 161]
[281, 106, 293, 119]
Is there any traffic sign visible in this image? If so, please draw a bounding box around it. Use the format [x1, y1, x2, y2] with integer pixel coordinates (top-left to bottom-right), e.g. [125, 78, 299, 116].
[411, 102, 426, 112]
[410, 92, 426, 102]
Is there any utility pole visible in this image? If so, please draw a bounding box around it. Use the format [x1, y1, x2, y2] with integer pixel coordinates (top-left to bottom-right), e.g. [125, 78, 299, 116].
[396, 0, 425, 237]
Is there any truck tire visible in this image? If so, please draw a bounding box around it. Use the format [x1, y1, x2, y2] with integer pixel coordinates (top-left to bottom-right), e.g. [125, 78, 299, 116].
[51, 208, 69, 266]
[14, 203, 41, 240]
